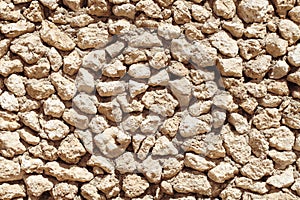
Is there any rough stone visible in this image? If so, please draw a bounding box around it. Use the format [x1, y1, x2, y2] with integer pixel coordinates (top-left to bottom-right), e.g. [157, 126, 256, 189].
[0, 20, 35, 38]
[208, 162, 238, 183]
[24, 175, 53, 197]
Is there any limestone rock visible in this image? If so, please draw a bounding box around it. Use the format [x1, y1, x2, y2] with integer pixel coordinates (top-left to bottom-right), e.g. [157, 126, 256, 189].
[0, 183, 26, 199]
[19, 111, 41, 132]
[244, 55, 272, 79]
[88, 0, 110, 17]
[70, 14, 94, 28]
[0, 156, 23, 182]
[238, 39, 262, 60]
[172, 1, 191, 24]
[0, 2, 21, 21]
[268, 150, 296, 169]
[63, 50, 82, 76]
[122, 174, 149, 198]
[228, 113, 250, 134]
[213, 0, 236, 19]
[158, 23, 181, 40]
[289, 6, 300, 23]
[0, 91, 19, 112]
[24, 58, 50, 79]
[179, 113, 212, 137]
[29, 139, 58, 161]
[23, 1, 44, 22]
[39, 0, 59, 10]
[43, 119, 69, 141]
[266, 166, 294, 188]
[18, 128, 40, 145]
[269, 60, 290, 79]
[50, 72, 76, 101]
[208, 162, 238, 183]
[73, 93, 97, 115]
[191, 5, 211, 23]
[217, 57, 243, 77]
[235, 177, 268, 194]
[24, 175, 53, 197]
[152, 136, 178, 156]
[0, 39, 10, 59]
[160, 114, 181, 138]
[136, 0, 162, 19]
[265, 33, 288, 57]
[63, 0, 83, 11]
[0, 111, 21, 131]
[241, 157, 273, 180]
[0, 56, 23, 77]
[184, 153, 215, 172]
[287, 44, 300, 67]
[40, 20, 75, 51]
[77, 25, 109, 49]
[52, 182, 78, 200]
[278, 19, 300, 45]
[0, 20, 35, 38]
[26, 79, 55, 100]
[238, 0, 270, 23]
[264, 126, 295, 151]
[112, 4, 136, 19]
[19, 152, 44, 174]
[128, 63, 151, 78]
[43, 94, 65, 118]
[0, 131, 26, 158]
[47, 47, 63, 71]
[210, 31, 238, 57]
[96, 81, 126, 97]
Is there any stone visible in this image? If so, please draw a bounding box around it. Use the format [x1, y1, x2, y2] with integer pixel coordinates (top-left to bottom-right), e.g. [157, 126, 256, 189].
[212, 91, 237, 111]
[0, 111, 21, 131]
[140, 114, 161, 135]
[0, 2, 21, 21]
[19, 111, 41, 132]
[245, 82, 267, 98]
[244, 55, 272, 79]
[115, 152, 136, 174]
[58, 134, 86, 164]
[222, 127, 251, 164]
[50, 73, 76, 101]
[77, 25, 110, 49]
[252, 108, 281, 130]
[43, 119, 69, 141]
[70, 14, 94, 28]
[39, 0, 59, 9]
[0, 20, 35, 38]
[24, 175, 53, 197]
[210, 31, 239, 57]
[73, 93, 97, 115]
[136, 0, 162, 19]
[128, 63, 151, 78]
[81, 183, 105, 200]
[220, 187, 242, 200]
[63, 0, 83, 11]
[244, 23, 267, 39]
[18, 96, 41, 112]
[112, 4, 136, 19]
[43, 94, 65, 118]
[108, 19, 131, 35]
[213, 0, 236, 19]
[4, 74, 26, 97]
[241, 157, 273, 180]
[88, 0, 110, 16]
[23, 1, 44, 22]
[160, 114, 181, 138]
[94, 175, 120, 198]
[137, 156, 162, 183]
[89, 115, 110, 134]
[217, 57, 243, 77]
[289, 6, 300, 23]
[184, 153, 215, 172]
[18, 128, 40, 145]
[248, 129, 269, 158]
[137, 135, 155, 160]
[0, 156, 23, 182]
[47, 47, 63, 72]
[179, 113, 212, 137]
[122, 174, 149, 198]
[269, 60, 290, 79]
[19, 152, 44, 174]
[267, 80, 289, 96]
[0, 131, 25, 158]
[75, 68, 95, 94]
[228, 113, 250, 134]
[287, 44, 300, 67]
[208, 162, 238, 183]
[268, 150, 296, 169]
[278, 19, 300, 45]
[0, 39, 10, 59]
[142, 89, 178, 117]
[172, 1, 191, 24]
[266, 33, 288, 57]
[26, 79, 55, 100]
[98, 100, 123, 122]
[94, 127, 131, 158]
[238, 39, 262, 60]
[40, 20, 75, 51]
[149, 51, 169, 70]
[148, 69, 169, 86]
[63, 50, 82, 76]
[191, 5, 211, 23]
[0, 91, 19, 112]
[44, 161, 94, 182]
[263, 126, 295, 151]
[0, 56, 23, 77]
[29, 139, 58, 161]
[240, 97, 258, 115]
[222, 17, 244, 38]
[273, 0, 296, 17]
[235, 177, 268, 194]
[152, 136, 178, 156]
[87, 155, 115, 173]
[169, 171, 211, 195]
[24, 58, 50, 79]
[96, 81, 126, 97]
[158, 23, 181, 40]
[102, 60, 126, 78]
[188, 100, 212, 117]
[237, 0, 270, 23]
[116, 94, 144, 113]
[0, 183, 26, 199]
[52, 182, 78, 200]
[169, 77, 192, 107]
[266, 166, 294, 188]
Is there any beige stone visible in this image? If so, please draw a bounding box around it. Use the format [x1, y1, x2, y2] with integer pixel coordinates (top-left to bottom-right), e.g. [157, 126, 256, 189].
[268, 150, 296, 169]
[172, 1, 191, 24]
[63, 50, 82, 76]
[208, 162, 238, 183]
[47, 47, 63, 72]
[184, 153, 215, 172]
[19, 111, 41, 132]
[39, 0, 59, 9]
[0, 111, 21, 131]
[43, 119, 69, 141]
[23, 1, 44, 22]
[278, 19, 300, 45]
[210, 31, 238, 57]
[19, 152, 44, 174]
[217, 57, 243, 77]
[158, 23, 180, 40]
[40, 20, 75, 51]
[24, 175, 53, 197]
[253, 108, 281, 130]
[0, 91, 19, 112]
[244, 55, 272, 79]
[115, 152, 136, 174]
[266, 33, 288, 57]
[73, 93, 97, 115]
[213, 0, 236, 19]
[241, 157, 273, 180]
[267, 79, 289, 96]
[238, 0, 270, 23]
[152, 136, 178, 156]
[112, 4, 136, 19]
[0, 2, 21, 21]
[0, 131, 25, 158]
[0, 20, 35, 38]
[269, 60, 290, 79]
[70, 14, 94, 28]
[50, 72, 76, 101]
[63, 0, 82, 11]
[128, 63, 151, 78]
[108, 19, 131, 35]
[0, 156, 23, 182]
[137, 135, 155, 160]
[18, 128, 40, 145]
[77, 25, 109, 49]
[43, 94, 65, 118]
[122, 174, 149, 198]
[98, 100, 122, 122]
[26, 79, 55, 100]
[24, 58, 50, 79]
[96, 81, 126, 97]
[266, 166, 294, 188]
[289, 6, 300, 23]
[0, 39, 10, 59]
[248, 129, 269, 158]
[219, 186, 242, 200]
[44, 161, 94, 182]
[52, 182, 78, 200]
[102, 60, 126, 78]
[18, 96, 41, 112]
[238, 39, 262, 60]
[191, 4, 210, 23]
[244, 23, 267, 39]
[287, 44, 300, 67]
[0, 183, 26, 199]
[235, 177, 268, 194]
[179, 113, 212, 137]
[0, 56, 23, 77]
[136, 0, 162, 19]
[292, 178, 300, 196]
[228, 113, 250, 134]
[160, 114, 181, 138]
[222, 16, 244, 38]
[58, 134, 86, 164]
[29, 139, 58, 161]
[263, 126, 295, 151]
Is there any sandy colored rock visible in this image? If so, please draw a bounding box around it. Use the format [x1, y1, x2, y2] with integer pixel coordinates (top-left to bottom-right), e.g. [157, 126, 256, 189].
[24, 175, 53, 197]
[63, 50, 82, 76]
[63, 0, 83, 11]
[217, 57, 243, 77]
[266, 166, 294, 188]
[0, 56, 23, 77]
[73, 93, 97, 114]
[210, 31, 238, 57]
[0, 111, 21, 131]
[184, 152, 215, 172]
[248, 129, 269, 158]
[244, 55, 272, 79]
[235, 177, 268, 194]
[238, 39, 262, 60]
[0, 2, 21, 21]
[137, 135, 155, 160]
[278, 19, 300, 45]
[96, 81, 126, 97]
[0, 91, 19, 112]
[244, 23, 267, 39]
[112, 4, 135, 19]
[289, 6, 300, 23]
[266, 33, 288, 57]
[269, 60, 290, 79]
[253, 108, 281, 130]
[0, 183, 26, 199]
[136, 0, 162, 19]
[179, 113, 212, 137]
[23, 1, 44, 22]
[29, 139, 58, 161]
[241, 157, 273, 180]
[24, 58, 50, 79]
[287, 44, 300, 67]
[25, 79, 55, 100]
[88, 0, 110, 16]
[0, 130, 26, 158]
[39, 0, 59, 9]
[44, 161, 94, 182]
[98, 100, 123, 122]
[19, 111, 41, 132]
[220, 186, 242, 200]
[122, 174, 149, 198]
[0, 156, 23, 182]
[43, 94, 65, 118]
[3, 74, 26, 97]
[228, 113, 250, 134]
[160, 114, 181, 138]
[47, 47, 63, 72]
[268, 150, 296, 169]
[172, 0, 191, 24]
[158, 23, 180, 40]
[58, 134, 86, 164]
[208, 162, 238, 183]
[77, 25, 109, 49]
[0, 20, 35, 38]
[0, 39, 10, 59]
[169, 171, 211, 195]
[40, 20, 75, 51]
[50, 72, 76, 101]
[18, 127, 40, 145]
[52, 182, 78, 200]
[238, 0, 270, 23]
[191, 4, 210, 23]
[213, 0, 236, 19]
[19, 152, 44, 174]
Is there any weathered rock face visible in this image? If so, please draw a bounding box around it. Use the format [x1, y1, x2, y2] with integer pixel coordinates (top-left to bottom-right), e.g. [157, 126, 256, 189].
[0, 0, 299, 199]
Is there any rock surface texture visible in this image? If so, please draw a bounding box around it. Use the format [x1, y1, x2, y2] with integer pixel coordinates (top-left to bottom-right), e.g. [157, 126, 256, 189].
[0, 0, 300, 199]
